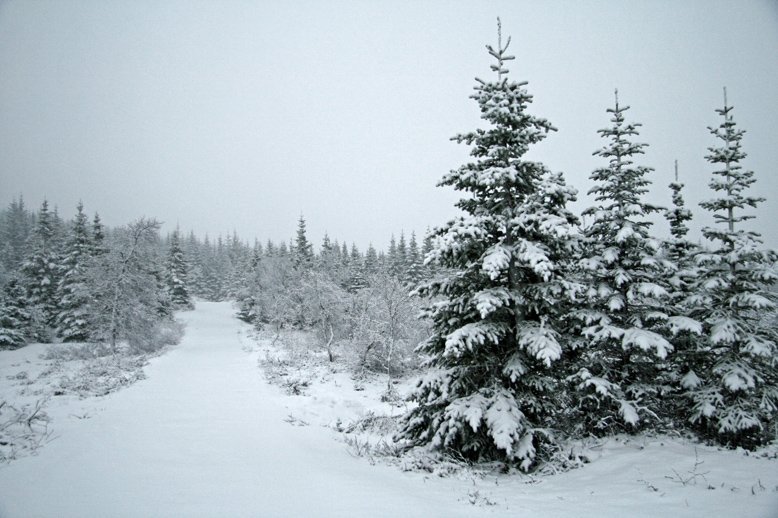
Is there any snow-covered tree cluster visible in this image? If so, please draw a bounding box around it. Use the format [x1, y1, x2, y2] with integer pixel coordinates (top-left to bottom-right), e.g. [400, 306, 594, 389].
[0, 196, 434, 374]
[233, 215, 434, 375]
[0, 202, 190, 352]
[396, 22, 776, 468]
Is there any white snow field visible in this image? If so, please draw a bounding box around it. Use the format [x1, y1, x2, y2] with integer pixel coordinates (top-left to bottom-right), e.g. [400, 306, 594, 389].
[0, 301, 776, 517]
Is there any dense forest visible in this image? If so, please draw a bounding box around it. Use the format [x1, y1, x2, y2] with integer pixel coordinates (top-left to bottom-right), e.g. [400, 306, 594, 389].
[0, 200, 432, 364]
[1, 25, 776, 473]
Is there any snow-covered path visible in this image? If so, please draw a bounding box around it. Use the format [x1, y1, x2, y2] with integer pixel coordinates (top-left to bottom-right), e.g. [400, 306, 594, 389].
[0, 302, 477, 517]
[2, 301, 777, 517]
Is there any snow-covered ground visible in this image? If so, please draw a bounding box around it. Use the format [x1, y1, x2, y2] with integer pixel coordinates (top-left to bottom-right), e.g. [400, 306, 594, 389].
[0, 301, 776, 517]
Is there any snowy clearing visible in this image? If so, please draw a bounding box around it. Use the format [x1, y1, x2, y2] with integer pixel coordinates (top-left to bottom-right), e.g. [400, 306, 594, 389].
[0, 301, 776, 517]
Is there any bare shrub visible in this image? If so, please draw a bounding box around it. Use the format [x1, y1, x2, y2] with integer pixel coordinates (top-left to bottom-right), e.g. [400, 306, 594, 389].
[0, 398, 52, 462]
[339, 411, 400, 435]
[344, 273, 429, 376]
[44, 342, 114, 361]
[55, 356, 148, 397]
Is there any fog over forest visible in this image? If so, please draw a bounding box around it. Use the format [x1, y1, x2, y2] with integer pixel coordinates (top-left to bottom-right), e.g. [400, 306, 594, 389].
[1, 1, 776, 250]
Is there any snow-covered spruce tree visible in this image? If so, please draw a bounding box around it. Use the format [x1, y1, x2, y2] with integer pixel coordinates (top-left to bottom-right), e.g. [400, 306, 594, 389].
[207, 236, 231, 301]
[665, 161, 697, 270]
[396, 22, 581, 470]
[363, 244, 379, 277]
[340, 242, 349, 268]
[0, 195, 33, 272]
[569, 92, 697, 434]
[685, 91, 777, 447]
[405, 232, 424, 286]
[196, 236, 221, 301]
[91, 213, 106, 256]
[55, 202, 94, 342]
[165, 229, 193, 310]
[151, 258, 174, 319]
[662, 161, 704, 419]
[294, 215, 314, 270]
[21, 200, 61, 339]
[318, 232, 343, 282]
[223, 232, 251, 300]
[0, 277, 30, 348]
[345, 244, 368, 293]
[235, 241, 263, 324]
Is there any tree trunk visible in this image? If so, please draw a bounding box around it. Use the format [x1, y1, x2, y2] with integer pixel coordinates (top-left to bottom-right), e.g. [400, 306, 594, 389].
[325, 323, 334, 362]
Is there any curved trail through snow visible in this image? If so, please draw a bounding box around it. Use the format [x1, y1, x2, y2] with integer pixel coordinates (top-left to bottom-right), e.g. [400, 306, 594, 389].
[0, 302, 478, 517]
[3, 302, 776, 518]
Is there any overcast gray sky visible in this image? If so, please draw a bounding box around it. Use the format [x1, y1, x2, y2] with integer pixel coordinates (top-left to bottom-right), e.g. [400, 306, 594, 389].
[1, 0, 777, 251]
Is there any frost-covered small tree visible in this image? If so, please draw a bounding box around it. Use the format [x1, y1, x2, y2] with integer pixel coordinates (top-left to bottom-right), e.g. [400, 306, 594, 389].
[87, 218, 170, 352]
[252, 252, 297, 332]
[0, 277, 30, 348]
[340, 242, 349, 268]
[294, 215, 314, 270]
[345, 244, 368, 293]
[317, 232, 343, 282]
[397, 21, 581, 470]
[662, 161, 704, 418]
[349, 272, 426, 375]
[165, 229, 193, 310]
[235, 241, 263, 324]
[685, 91, 777, 447]
[665, 161, 697, 270]
[55, 202, 94, 341]
[569, 92, 695, 433]
[395, 232, 408, 275]
[363, 244, 378, 277]
[405, 231, 424, 286]
[297, 270, 348, 361]
[91, 213, 106, 256]
[386, 235, 398, 275]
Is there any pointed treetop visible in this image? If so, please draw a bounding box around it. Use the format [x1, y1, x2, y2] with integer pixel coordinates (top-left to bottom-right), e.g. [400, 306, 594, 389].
[487, 17, 515, 80]
[605, 87, 635, 119]
[701, 92, 763, 237]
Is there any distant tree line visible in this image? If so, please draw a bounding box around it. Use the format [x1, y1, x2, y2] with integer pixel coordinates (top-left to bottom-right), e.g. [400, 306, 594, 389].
[0, 198, 433, 371]
[231, 215, 437, 374]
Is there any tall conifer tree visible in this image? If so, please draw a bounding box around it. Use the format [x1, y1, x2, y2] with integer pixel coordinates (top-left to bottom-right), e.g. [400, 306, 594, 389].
[92, 213, 106, 256]
[686, 91, 777, 446]
[294, 215, 313, 269]
[0, 277, 30, 348]
[398, 21, 580, 470]
[0, 195, 33, 272]
[570, 92, 690, 433]
[165, 228, 193, 310]
[55, 202, 93, 341]
[22, 200, 60, 335]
